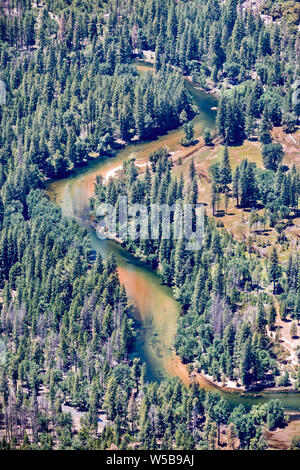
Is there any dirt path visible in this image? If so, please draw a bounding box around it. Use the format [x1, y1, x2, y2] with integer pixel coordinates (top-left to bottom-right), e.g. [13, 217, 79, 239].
[267, 297, 300, 366]
[272, 127, 300, 168]
[264, 413, 300, 450]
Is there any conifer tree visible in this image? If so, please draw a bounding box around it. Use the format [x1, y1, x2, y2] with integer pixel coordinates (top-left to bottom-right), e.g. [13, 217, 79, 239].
[269, 247, 281, 294]
[219, 145, 232, 190]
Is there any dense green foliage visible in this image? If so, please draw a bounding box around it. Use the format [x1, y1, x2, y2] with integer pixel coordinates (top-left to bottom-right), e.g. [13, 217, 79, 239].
[0, 0, 298, 450]
[92, 149, 299, 390]
[0, 43, 192, 179]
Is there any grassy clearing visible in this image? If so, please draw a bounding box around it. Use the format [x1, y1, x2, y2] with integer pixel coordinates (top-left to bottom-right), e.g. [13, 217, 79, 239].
[171, 130, 300, 256]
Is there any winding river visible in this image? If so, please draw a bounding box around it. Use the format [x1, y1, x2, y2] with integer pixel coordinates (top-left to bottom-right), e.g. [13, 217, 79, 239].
[46, 62, 300, 411]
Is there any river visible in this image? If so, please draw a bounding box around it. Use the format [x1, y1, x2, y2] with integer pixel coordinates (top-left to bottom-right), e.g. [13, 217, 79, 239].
[46, 62, 300, 411]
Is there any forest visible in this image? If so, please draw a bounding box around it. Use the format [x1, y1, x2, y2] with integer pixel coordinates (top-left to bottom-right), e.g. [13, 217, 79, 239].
[0, 0, 299, 451]
[92, 149, 300, 389]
